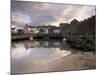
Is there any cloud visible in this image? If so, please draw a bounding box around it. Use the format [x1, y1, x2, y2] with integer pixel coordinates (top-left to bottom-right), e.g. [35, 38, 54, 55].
[11, 1, 95, 27]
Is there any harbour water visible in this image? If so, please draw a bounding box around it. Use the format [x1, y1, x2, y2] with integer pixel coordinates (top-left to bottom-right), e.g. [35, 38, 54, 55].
[11, 40, 96, 74]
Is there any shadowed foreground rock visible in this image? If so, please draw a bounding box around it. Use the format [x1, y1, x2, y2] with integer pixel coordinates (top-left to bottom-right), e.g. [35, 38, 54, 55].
[67, 36, 96, 51]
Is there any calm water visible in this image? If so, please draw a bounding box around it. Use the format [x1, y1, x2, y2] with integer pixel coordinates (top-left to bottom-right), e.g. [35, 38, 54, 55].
[11, 40, 96, 74]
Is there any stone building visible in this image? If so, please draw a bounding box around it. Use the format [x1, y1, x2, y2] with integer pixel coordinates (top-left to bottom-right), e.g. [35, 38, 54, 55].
[59, 19, 80, 37]
[48, 26, 61, 38]
[23, 24, 39, 34]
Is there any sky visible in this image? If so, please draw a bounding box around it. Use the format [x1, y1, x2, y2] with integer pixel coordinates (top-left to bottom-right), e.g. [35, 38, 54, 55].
[11, 0, 95, 27]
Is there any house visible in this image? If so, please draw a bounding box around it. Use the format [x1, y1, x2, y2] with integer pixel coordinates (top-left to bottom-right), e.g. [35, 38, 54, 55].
[24, 24, 52, 34]
[49, 26, 60, 33]
[11, 25, 24, 35]
[48, 26, 61, 38]
[23, 24, 39, 34]
[11, 27, 16, 33]
[59, 23, 70, 35]
[59, 19, 80, 37]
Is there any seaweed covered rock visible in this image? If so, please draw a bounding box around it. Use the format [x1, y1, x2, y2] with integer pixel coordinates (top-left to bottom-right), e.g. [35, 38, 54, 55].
[67, 36, 95, 51]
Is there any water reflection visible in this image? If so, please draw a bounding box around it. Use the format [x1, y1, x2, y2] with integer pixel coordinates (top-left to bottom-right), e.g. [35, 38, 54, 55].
[12, 40, 72, 61]
[11, 40, 95, 74]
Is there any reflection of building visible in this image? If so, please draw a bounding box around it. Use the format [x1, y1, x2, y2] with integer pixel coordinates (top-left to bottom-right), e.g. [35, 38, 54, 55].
[23, 40, 71, 50]
[24, 40, 41, 49]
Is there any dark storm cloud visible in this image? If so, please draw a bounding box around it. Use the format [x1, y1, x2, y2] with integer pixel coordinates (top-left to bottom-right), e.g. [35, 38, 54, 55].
[11, 1, 95, 27]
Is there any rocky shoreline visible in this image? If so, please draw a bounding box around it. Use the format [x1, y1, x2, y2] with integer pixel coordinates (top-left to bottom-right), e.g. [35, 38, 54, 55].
[66, 35, 96, 51]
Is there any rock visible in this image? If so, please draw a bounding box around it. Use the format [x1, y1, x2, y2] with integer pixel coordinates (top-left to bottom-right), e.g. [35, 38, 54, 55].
[67, 36, 95, 51]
